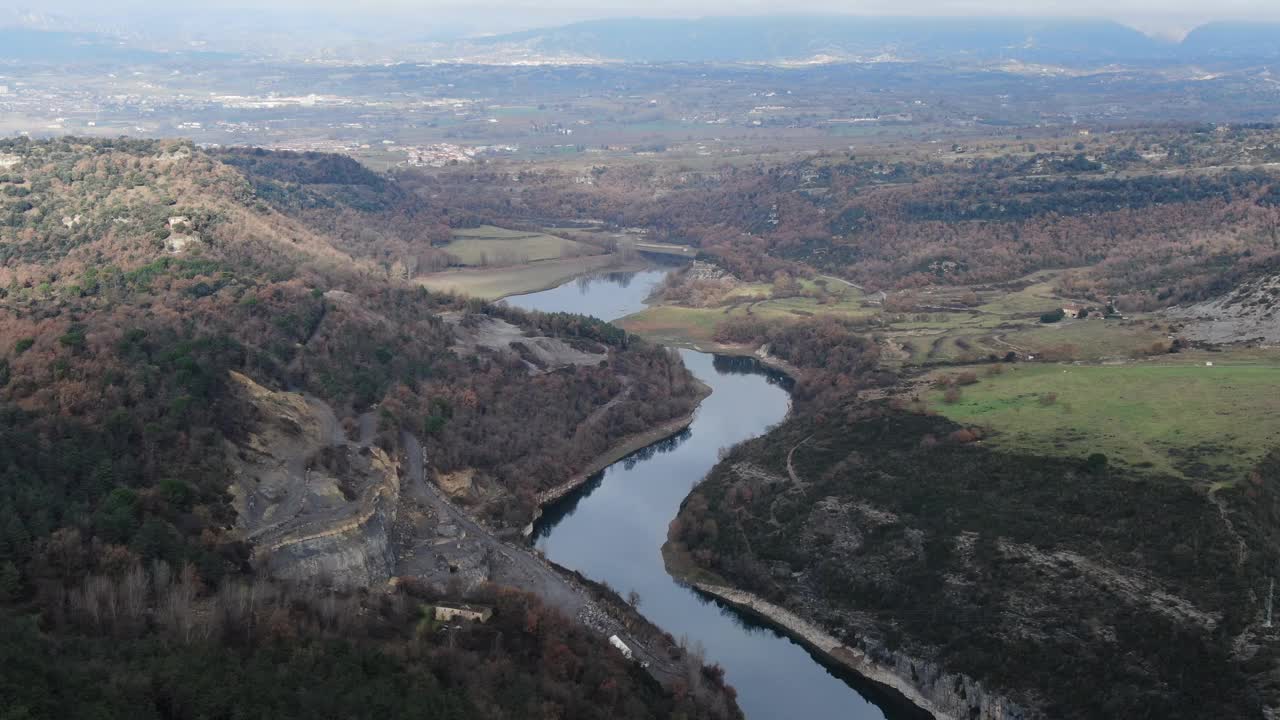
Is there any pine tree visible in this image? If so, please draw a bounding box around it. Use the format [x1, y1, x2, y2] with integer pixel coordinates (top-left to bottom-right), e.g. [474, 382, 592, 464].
[0, 560, 21, 602]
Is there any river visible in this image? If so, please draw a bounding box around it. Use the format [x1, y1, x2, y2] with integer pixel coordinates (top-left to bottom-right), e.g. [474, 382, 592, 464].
[505, 269, 897, 720]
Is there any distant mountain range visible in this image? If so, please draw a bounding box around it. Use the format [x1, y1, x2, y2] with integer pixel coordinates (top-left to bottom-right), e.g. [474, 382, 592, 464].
[0, 28, 167, 63]
[467, 16, 1280, 65]
[0, 27, 239, 65]
[1, 16, 1278, 66]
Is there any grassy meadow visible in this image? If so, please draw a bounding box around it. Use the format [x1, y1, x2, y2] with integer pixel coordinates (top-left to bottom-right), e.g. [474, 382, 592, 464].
[927, 357, 1280, 482]
[441, 225, 598, 267]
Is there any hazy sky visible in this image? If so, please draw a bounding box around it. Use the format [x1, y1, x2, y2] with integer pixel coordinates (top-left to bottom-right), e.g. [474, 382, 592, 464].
[7, 0, 1280, 37]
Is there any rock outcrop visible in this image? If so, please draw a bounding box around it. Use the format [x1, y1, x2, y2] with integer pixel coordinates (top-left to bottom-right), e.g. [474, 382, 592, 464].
[694, 583, 1027, 720]
[225, 371, 400, 588]
[443, 311, 608, 374]
[1170, 272, 1280, 343]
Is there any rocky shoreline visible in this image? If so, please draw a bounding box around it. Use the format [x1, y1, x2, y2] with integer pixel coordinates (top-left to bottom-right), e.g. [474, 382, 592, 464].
[689, 582, 1028, 720]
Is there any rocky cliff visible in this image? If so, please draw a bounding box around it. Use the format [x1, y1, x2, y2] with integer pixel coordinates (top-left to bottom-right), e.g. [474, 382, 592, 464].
[694, 582, 1025, 720]
[1170, 272, 1280, 343]
[225, 371, 400, 588]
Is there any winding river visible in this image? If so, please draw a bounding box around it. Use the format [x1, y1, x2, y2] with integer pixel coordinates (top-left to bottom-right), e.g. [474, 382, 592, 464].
[505, 270, 897, 720]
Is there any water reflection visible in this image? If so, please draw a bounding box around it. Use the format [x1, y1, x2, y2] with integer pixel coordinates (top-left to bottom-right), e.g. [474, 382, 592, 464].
[514, 272, 907, 720]
[533, 427, 693, 538]
[504, 268, 670, 318]
[712, 354, 795, 389]
[576, 270, 638, 292]
[533, 351, 892, 720]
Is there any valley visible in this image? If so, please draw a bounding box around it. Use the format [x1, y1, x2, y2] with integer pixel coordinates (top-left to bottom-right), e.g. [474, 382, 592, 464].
[398, 121, 1280, 718]
[4, 14, 1280, 719]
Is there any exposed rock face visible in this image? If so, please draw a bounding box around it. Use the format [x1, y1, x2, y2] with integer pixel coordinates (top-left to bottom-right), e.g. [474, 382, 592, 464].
[443, 311, 607, 374]
[695, 583, 1027, 720]
[1170, 273, 1280, 343]
[225, 371, 400, 588]
[687, 260, 734, 282]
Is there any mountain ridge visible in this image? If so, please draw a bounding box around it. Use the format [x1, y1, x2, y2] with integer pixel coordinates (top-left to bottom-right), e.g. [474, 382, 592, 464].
[467, 15, 1280, 65]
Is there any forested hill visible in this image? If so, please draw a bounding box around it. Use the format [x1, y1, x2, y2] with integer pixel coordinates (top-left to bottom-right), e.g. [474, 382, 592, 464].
[664, 319, 1280, 719]
[425, 125, 1280, 313]
[0, 137, 718, 719]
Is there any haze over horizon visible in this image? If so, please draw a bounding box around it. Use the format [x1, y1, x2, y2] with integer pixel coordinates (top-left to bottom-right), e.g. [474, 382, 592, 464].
[3, 0, 1279, 40]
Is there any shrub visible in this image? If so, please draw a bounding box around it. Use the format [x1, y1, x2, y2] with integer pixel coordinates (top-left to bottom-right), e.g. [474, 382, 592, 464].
[1040, 308, 1066, 323]
[1083, 452, 1109, 473]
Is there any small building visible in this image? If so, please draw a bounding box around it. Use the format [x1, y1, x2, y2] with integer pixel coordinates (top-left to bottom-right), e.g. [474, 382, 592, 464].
[434, 602, 492, 624]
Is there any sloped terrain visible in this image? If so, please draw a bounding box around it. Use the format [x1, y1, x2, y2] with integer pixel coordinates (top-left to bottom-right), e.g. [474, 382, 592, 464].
[226, 372, 401, 588]
[669, 405, 1278, 719]
[1171, 272, 1280, 343]
[0, 137, 729, 719]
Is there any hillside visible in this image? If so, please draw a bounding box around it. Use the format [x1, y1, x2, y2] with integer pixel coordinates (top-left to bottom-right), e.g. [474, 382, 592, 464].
[663, 326, 1280, 718]
[1171, 267, 1280, 344]
[0, 137, 729, 718]
[426, 124, 1280, 314]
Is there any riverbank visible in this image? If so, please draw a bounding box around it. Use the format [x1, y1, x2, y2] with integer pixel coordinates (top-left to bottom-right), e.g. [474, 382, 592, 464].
[690, 341, 803, 381]
[689, 582, 944, 719]
[524, 378, 713, 537]
[685, 582, 1025, 720]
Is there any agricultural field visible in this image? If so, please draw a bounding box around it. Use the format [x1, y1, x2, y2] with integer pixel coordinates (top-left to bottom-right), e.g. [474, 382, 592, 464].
[618, 276, 878, 345]
[441, 225, 599, 267]
[417, 254, 634, 300]
[626, 264, 1185, 367]
[1001, 318, 1170, 360]
[616, 305, 727, 345]
[925, 355, 1280, 482]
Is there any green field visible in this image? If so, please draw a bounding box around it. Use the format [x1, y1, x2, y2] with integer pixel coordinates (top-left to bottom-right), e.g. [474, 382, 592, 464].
[442, 226, 597, 267]
[1003, 319, 1168, 360]
[418, 255, 633, 300]
[619, 277, 877, 344]
[928, 358, 1280, 481]
[617, 305, 727, 345]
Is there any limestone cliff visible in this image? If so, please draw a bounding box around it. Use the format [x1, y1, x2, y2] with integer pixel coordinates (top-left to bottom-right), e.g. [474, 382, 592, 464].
[225, 371, 400, 588]
[693, 583, 1026, 720]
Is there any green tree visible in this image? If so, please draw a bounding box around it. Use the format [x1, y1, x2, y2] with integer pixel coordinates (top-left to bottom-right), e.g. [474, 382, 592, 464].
[94, 488, 140, 543]
[0, 561, 20, 601]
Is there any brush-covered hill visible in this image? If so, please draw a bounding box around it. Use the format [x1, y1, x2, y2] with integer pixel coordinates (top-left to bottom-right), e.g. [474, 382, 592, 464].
[0, 137, 722, 719]
[663, 320, 1280, 719]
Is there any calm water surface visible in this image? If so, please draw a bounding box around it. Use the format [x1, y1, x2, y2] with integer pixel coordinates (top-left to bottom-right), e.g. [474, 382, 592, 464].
[507, 270, 893, 720]
[502, 268, 670, 318]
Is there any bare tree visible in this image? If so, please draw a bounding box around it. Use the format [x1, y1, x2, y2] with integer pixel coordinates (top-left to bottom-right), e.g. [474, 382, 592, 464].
[151, 559, 171, 599]
[159, 563, 201, 643]
[120, 562, 149, 629]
